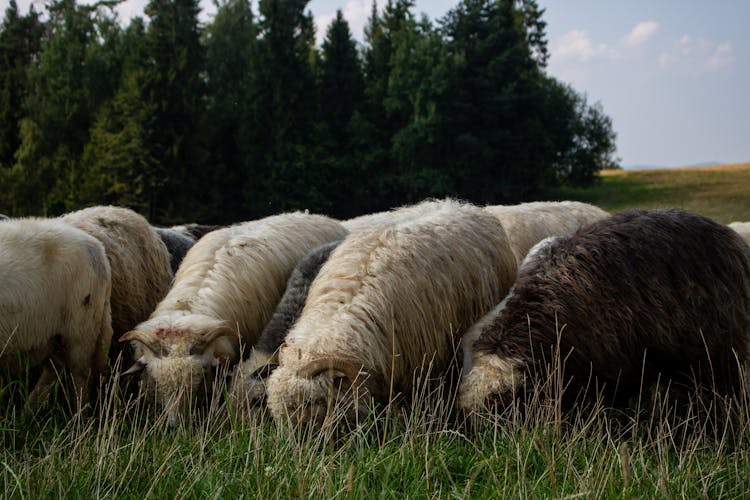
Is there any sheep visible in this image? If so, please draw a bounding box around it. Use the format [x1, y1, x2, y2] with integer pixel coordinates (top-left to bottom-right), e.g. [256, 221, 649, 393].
[0, 214, 7, 221]
[483, 201, 608, 265]
[62, 206, 173, 357]
[0, 218, 113, 412]
[229, 239, 342, 410]
[153, 227, 196, 274]
[265, 199, 519, 429]
[729, 222, 750, 245]
[459, 209, 750, 414]
[119, 212, 347, 425]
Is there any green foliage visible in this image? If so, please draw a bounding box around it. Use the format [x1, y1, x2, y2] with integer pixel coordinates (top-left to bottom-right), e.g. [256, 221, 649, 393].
[0, 0, 618, 221]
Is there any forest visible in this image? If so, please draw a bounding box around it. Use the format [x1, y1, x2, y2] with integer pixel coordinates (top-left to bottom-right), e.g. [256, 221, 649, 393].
[0, 0, 617, 223]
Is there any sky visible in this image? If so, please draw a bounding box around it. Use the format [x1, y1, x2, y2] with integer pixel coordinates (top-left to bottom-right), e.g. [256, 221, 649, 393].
[3, 0, 749, 168]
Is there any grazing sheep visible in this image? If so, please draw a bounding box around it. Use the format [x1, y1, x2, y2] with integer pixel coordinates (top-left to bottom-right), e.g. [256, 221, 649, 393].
[120, 213, 347, 425]
[0, 218, 113, 412]
[62, 206, 173, 356]
[266, 199, 519, 428]
[729, 222, 750, 245]
[229, 240, 343, 410]
[484, 201, 608, 265]
[459, 209, 750, 413]
[154, 227, 196, 274]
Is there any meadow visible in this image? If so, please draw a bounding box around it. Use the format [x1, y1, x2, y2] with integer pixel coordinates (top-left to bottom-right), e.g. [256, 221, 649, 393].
[546, 161, 750, 223]
[3, 163, 750, 498]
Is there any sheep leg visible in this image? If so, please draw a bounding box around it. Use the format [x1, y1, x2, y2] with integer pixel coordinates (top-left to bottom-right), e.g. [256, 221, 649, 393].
[24, 361, 60, 416]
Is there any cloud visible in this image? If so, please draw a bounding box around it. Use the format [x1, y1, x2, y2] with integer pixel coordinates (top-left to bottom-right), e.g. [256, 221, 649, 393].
[624, 21, 659, 47]
[660, 35, 735, 72]
[552, 20, 659, 64]
[552, 30, 611, 62]
[706, 42, 735, 70]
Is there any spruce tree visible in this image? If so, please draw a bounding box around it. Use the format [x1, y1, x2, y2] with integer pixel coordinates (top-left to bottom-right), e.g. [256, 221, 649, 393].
[141, 0, 206, 221]
[203, 0, 256, 222]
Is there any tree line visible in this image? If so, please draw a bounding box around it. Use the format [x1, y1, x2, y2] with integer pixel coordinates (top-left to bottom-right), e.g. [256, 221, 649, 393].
[0, 0, 617, 223]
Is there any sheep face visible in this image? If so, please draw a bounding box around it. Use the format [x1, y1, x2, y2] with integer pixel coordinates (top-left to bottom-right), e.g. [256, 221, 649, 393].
[121, 317, 237, 425]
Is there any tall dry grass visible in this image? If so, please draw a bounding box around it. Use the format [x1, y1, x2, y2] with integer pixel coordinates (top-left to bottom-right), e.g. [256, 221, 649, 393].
[2, 349, 750, 498]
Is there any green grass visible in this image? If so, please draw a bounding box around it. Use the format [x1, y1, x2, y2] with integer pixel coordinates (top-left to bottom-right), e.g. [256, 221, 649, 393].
[544, 162, 750, 223]
[5, 164, 750, 497]
[3, 372, 750, 498]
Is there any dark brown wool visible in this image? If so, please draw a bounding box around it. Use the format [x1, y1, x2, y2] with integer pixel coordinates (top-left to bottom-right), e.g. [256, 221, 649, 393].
[474, 209, 750, 403]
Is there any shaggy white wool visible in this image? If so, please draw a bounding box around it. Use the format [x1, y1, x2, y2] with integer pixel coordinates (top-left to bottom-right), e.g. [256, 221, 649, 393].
[267, 199, 519, 427]
[0, 218, 113, 412]
[62, 205, 172, 340]
[123, 212, 347, 424]
[484, 201, 608, 265]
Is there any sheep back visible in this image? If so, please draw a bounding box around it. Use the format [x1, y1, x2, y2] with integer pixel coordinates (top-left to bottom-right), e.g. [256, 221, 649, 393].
[461, 208, 750, 411]
[484, 201, 608, 265]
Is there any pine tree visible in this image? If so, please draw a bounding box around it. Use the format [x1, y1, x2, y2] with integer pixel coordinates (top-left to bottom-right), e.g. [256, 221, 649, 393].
[140, 0, 206, 221]
[247, 0, 318, 214]
[79, 18, 154, 211]
[316, 10, 368, 216]
[203, 0, 256, 222]
[440, 0, 551, 202]
[0, 1, 43, 170]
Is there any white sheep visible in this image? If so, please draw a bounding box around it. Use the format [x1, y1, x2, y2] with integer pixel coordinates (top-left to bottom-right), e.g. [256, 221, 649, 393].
[483, 201, 608, 265]
[0, 218, 113, 412]
[62, 206, 173, 353]
[265, 199, 519, 429]
[120, 212, 347, 425]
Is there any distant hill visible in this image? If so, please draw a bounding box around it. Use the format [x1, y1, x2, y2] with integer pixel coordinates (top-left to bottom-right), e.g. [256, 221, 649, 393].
[622, 161, 721, 170]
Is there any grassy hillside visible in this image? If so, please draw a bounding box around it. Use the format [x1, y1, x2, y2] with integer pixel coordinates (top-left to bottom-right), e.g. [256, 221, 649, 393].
[545, 162, 750, 223]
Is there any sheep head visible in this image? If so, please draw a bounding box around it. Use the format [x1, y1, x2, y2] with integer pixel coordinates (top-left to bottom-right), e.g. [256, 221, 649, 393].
[120, 317, 238, 426]
[266, 354, 386, 430]
[458, 353, 525, 413]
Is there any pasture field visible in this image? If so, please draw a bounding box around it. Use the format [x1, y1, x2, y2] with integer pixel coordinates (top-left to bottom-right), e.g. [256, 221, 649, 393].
[4, 164, 750, 498]
[546, 161, 750, 223]
[3, 375, 750, 498]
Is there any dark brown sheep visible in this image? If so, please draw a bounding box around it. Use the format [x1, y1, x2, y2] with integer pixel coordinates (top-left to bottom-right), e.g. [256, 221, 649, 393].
[460, 209, 750, 411]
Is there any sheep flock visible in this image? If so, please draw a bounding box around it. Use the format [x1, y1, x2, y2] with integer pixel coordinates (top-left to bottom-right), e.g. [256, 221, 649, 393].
[2, 200, 750, 436]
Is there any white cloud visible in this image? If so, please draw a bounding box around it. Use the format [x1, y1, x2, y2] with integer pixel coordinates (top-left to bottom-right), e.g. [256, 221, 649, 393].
[624, 21, 659, 47]
[660, 35, 735, 72]
[707, 42, 735, 70]
[552, 30, 611, 62]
